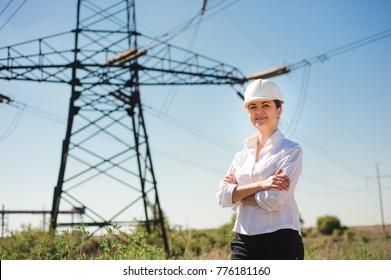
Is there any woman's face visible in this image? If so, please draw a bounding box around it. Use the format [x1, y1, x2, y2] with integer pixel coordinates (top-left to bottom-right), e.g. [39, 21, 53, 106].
[247, 100, 282, 130]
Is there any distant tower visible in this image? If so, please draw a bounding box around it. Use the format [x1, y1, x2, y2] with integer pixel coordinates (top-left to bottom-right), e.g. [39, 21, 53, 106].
[0, 0, 247, 254]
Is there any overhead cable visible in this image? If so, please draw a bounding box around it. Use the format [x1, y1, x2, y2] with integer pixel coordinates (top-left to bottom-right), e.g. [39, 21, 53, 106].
[0, 0, 27, 32]
[281, 119, 366, 179]
[144, 104, 240, 152]
[288, 27, 391, 71]
[285, 63, 312, 138]
[144, 0, 241, 47]
[0, 0, 15, 17]
[0, 103, 24, 141]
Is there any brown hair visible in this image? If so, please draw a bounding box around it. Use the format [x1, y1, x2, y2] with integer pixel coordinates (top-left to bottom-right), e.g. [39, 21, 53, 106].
[273, 99, 282, 109]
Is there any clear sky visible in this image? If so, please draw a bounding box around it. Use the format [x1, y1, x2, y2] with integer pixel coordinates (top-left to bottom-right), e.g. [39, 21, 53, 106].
[1, 0, 390, 232]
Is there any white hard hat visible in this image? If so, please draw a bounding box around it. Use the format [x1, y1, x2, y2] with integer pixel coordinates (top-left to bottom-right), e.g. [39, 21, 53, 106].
[243, 79, 284, 108]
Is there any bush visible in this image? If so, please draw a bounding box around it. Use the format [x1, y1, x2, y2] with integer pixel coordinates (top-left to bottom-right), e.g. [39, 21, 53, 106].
[317, 215, 342, 235]
[0, 225, 57, 259]
[343, 230, 355, 242]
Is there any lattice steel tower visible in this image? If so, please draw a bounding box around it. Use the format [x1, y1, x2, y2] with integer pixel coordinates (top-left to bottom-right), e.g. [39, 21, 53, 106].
[0, 0, 250, 254]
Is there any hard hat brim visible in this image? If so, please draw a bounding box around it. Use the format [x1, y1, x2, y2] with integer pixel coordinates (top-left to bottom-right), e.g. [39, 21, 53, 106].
[243, 97, 285, 108]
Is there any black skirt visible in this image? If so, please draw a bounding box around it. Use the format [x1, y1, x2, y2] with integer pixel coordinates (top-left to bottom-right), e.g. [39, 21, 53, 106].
[230, 228, 304, 260]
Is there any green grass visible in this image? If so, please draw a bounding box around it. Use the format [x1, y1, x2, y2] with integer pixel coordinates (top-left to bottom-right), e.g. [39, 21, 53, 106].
[1, 222, 390, 260]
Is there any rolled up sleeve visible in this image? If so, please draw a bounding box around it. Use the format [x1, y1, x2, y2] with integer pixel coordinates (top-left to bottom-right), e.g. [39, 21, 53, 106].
[216, 153, 240, 208]
[255, 144, 303, 211]
[216, 182, 238, 208]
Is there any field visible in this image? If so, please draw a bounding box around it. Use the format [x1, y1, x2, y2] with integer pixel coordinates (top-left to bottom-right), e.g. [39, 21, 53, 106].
[1, 221, 390, 260]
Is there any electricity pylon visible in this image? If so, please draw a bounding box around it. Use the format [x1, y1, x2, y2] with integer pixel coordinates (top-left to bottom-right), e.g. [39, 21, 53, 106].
[0, 0, 249, 254]
[0, 0, 291, 255]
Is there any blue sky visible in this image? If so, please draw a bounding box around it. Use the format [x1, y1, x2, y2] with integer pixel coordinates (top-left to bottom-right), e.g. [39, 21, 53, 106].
[1, 0, 390, 232]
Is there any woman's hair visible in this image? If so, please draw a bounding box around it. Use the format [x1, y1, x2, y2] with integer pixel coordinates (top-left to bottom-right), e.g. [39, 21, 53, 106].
[273, 99, 282, 109]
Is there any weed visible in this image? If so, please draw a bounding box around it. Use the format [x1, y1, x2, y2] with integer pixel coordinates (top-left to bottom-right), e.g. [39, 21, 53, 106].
[1, 223, 390, 260]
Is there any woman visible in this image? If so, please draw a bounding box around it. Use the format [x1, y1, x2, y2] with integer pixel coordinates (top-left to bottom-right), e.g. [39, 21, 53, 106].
[216, 79, 304, 260]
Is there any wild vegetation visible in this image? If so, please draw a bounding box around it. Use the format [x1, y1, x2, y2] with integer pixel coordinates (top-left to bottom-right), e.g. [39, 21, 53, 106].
[1, 216, 390, 260]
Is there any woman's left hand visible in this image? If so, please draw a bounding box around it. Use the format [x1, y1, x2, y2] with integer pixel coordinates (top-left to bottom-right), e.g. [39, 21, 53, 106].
[223, 174, 237, 185]
[241, 195, 258, 207]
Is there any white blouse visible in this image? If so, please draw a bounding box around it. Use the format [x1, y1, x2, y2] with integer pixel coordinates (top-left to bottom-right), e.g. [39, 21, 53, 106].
[216, 130, 303, 235]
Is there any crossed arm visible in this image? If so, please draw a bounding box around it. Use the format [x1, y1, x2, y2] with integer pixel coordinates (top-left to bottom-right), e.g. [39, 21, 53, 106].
[223, 169, 290, 207]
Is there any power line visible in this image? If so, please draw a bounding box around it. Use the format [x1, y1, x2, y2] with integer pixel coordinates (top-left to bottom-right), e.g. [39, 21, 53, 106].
[7, 101, 65, 124]
[297, 189, 364, 196]
[286, 63, 312, 138]
[153, 148, 225, 175]
[279, 28, 391, 178]
[158, 86, 179, 116]
[0, 0, 27, 32]
[144, 104, 240, 152]
[144, 0, 241, 47]
[2, 94, 368, 181]
[280, 119, 365, 179]
[201, 0, 242, 27]
[1, 95, 230, 176]
[0, 0, 15, 17]
[0, 102, 25, 141]
[301, 94, 384, 161]
[300, 175, 367, 193]
[284, 27, 391, 138]
[158, 9, 206, 115]
[0, 95, 64, 140]
[288, 27, 391, 71]
[221, 6, 280, 66]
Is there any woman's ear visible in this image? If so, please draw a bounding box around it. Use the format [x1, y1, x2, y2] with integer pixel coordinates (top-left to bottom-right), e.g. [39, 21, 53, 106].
[277, 106, 282, 119]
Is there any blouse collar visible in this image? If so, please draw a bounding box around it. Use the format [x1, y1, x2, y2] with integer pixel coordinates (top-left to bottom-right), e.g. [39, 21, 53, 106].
[244, 129, 285, 150]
